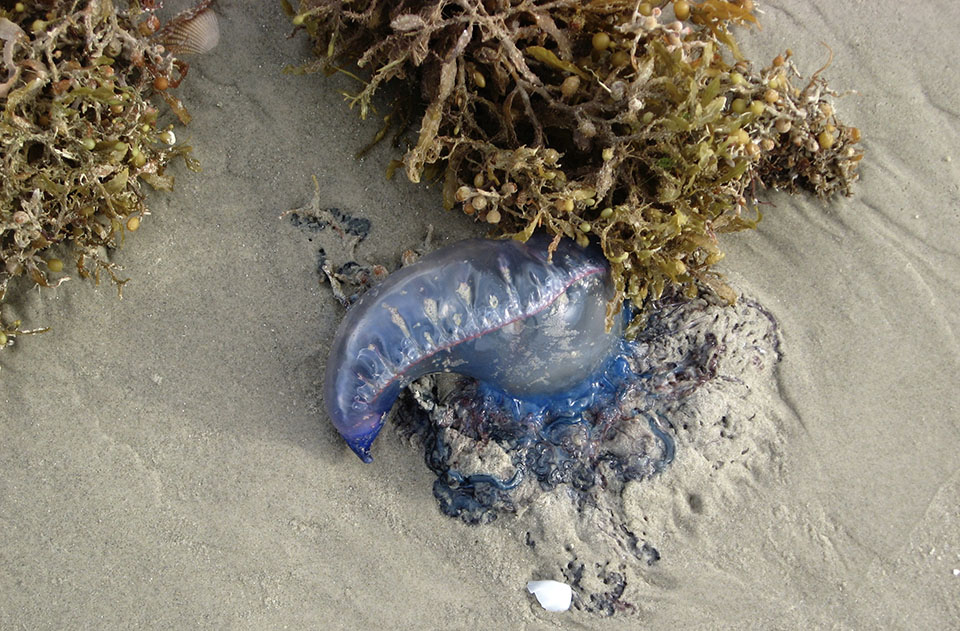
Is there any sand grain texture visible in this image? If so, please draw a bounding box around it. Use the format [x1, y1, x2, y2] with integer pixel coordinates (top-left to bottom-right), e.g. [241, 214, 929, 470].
[2, 1, 958, 629]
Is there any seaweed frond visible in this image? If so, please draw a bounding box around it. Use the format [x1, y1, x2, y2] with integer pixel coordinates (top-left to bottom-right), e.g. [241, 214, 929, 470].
[290, 0, 862, 330]
[0, 1, 208, 349]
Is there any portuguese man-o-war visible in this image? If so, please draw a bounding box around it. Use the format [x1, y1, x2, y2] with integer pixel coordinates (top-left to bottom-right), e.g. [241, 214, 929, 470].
[310, 221, 783, 614]
[322, 232, 781, 537]
[322, 234, 683, 525]
[323, 234, 626, 463]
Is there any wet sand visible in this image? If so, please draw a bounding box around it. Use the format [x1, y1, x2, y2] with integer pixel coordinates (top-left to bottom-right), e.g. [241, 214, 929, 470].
[2, 1, 958, 628]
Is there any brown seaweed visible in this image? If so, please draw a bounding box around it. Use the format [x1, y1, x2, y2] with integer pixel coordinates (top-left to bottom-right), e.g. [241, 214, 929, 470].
[286, 0, 862, 332]
[0, 0, 211, 350]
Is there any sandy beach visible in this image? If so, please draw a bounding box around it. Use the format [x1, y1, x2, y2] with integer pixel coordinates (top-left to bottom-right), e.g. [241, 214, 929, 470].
[2, 1, 958, 628]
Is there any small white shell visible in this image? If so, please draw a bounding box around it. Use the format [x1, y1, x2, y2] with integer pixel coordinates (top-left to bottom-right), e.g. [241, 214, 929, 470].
[526, 580, 572, 612]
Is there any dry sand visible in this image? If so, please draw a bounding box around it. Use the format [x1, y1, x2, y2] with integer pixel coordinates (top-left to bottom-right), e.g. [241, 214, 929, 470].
[2, 1, 958, 628]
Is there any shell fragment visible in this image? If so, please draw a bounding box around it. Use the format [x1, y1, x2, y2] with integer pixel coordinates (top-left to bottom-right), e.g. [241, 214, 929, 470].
[526, 580, 572, 612]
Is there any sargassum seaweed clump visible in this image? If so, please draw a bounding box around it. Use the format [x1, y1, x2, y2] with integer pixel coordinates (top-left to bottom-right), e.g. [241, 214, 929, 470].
[0, 0, 217, 348]
[286, 0, 862, 332]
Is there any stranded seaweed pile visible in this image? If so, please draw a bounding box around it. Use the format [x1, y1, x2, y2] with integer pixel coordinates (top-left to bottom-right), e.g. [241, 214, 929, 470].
[286, 0, 862, 330]
[0, 0, 215, 348]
